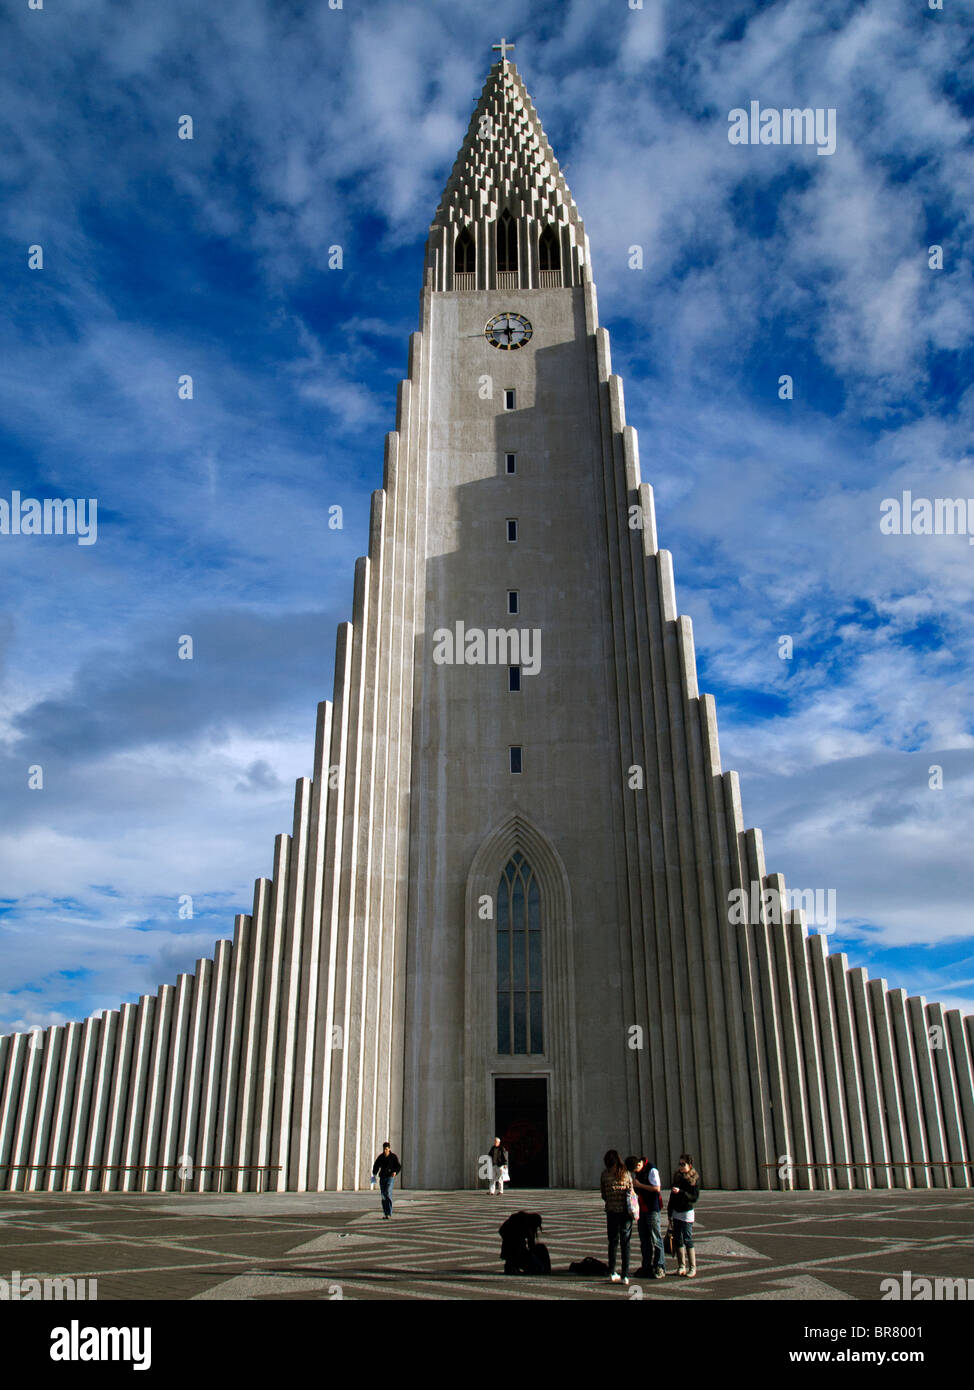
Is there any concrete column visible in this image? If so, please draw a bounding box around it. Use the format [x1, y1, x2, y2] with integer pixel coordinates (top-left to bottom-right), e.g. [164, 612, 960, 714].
[233, 891, 271, 1187]
[350, 540, 389, 1187]
[390, 332, 428, 1184]
[0, 1036, 10, 1172]
[868, 980, 910, 1189]
[139, 985, 175, 1191]
[827, 955, 871, 1188]
[197, 940, 231, 1191]
[9, 1031, 45, 1191]
[927, 1001, 969, 1187]
[700, 698, 755, 1187]
[724, 775, 774, 1188]
[0, 1032, 28, 1183]
[887, 988, 930, 1189]
[177, 959, 213, 1191]
[679, 623, 737, 1186]
[745, 833, 792, 1181]
[46, 1021, 82, 1191]
[291, 702, 333, 1191]
[271, 779, 313, 1190]
[907, 995, 948, 1187]
[848, 969, 891, 1188]
[120, 996, 156, 1192]
[946, 1009, 974, 1168]
[332, 565, 372, 1189]
[790, 924, 833, 1190]
[808, 935, 852, 1189]
[217, 913, 253, 1188]
[645, 546, 701, 1175]
[368, 477, 407, 1177]
[27, 1025, 64, 1191]
[766, 878, 812, 1190]
[310, 625, 354, 1191]
[157, 974, 194, 1191]
[101, 1004, 137, 1191]
[593, 363, 668, 1178]
[82, 1010, 119, 1190]
[64, 1015, 102, 1191]
[252, 837, 292, 1190]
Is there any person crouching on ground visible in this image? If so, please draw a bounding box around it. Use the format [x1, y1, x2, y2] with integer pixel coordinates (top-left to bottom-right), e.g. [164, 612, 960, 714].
[600, 1149, 634, 1284]
[668, 1152, 699, 1277]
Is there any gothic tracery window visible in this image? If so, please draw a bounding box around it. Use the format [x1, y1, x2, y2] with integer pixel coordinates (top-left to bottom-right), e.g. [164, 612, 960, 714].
[496, 210, 518, 274]
[539, 224, 561, 271]
[496, 852, 543, 1054]
[454, 226, 475, 274]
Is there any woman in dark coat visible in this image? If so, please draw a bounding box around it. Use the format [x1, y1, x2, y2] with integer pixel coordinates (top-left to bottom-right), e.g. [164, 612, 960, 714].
[667, 1152, 700, 1277]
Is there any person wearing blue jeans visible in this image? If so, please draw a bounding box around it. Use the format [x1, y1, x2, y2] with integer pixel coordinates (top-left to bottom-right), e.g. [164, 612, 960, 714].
[600, 1150, 634, 1284]
[667, 1153, 700, 1277]
[371, 1143, 402, 1219]
[632, 1157, 665, 1278]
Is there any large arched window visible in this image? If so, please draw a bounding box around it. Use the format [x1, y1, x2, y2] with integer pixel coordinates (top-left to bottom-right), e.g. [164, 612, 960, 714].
[496, 210, 518, 274]
[454, 226, 475, 274]
[496, 852, 543, 1054]
[539, 224, 561, 271]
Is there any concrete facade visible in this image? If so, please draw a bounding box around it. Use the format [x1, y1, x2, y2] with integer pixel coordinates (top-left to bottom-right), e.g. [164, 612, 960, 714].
[2, 59, 972, 1194]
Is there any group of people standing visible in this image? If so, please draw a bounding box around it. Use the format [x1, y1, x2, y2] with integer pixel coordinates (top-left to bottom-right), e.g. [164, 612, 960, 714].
[600, 1150, 700, 1284]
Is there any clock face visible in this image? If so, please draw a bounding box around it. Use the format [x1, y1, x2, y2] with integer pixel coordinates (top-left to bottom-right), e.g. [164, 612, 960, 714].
[485, 312, 533, 350]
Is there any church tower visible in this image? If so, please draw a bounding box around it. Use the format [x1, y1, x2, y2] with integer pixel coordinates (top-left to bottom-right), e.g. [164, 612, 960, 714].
[2, 50, 972, 1196]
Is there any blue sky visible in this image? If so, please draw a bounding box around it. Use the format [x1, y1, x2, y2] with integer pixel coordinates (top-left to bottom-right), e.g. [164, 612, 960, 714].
[1, 0, 973, 1034]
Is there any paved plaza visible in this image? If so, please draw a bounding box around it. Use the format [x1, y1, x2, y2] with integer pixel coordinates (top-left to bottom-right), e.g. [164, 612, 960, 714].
[0, 1187, 972, 1301]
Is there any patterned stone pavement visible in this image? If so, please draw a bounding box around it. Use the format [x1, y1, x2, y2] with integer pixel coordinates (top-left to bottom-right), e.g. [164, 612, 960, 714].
[0, 1188, 972, 1301]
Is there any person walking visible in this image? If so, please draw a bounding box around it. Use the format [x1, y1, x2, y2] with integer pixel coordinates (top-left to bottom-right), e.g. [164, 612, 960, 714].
[600, 1149, 635, 1284]
[371, 1142, 402, 1219]
[667, 1152, 700, 1277]
[487, 1136, 509, 1195]
[631, 1156, 665, 1278]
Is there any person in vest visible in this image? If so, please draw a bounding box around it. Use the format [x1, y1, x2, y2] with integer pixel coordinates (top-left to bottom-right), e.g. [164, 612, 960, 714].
[667, 1152, 700, 1276]
[487, 1136, 509, 1195]
[632, 1155, 665, 1278]
[600, 1149, 635, 1284]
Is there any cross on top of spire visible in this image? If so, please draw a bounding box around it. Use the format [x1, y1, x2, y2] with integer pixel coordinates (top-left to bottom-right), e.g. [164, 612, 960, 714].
[492, 36, 515, 62]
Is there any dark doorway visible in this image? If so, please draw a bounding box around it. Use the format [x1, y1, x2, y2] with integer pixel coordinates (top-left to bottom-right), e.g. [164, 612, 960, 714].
[495, 1077, 549, 1187]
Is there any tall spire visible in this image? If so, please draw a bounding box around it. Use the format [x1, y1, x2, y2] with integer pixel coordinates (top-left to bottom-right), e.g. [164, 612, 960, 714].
[424, 57, 590, 292]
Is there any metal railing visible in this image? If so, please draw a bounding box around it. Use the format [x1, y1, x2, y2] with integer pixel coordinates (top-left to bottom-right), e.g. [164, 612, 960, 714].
[538, 269, 563, 288]
[454, 271, 476, 291]
[1, 1164, 282, 1194]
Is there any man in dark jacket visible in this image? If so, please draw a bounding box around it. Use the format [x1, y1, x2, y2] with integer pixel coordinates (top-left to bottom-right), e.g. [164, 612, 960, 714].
[371, 1143, 402, 1219]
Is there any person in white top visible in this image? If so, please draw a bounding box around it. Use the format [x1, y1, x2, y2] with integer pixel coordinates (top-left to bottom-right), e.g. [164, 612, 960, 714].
[487, 1137, 509, 1195]
[667, 1153, 700, 1277]
[632, 1157, 665, 1278]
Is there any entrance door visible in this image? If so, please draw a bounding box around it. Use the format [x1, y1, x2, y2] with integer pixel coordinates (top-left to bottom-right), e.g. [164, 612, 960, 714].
[495, 1077, 549, 1187]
